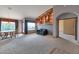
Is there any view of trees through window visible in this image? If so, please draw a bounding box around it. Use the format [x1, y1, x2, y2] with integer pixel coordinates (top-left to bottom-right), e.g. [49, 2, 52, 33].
[1, 21, 15, 31]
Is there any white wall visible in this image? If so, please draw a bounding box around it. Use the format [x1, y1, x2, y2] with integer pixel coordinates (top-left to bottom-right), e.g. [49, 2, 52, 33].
[18, 20, 23, 33]
[53, 5, 79, 41]
[37, 24, 53, 34]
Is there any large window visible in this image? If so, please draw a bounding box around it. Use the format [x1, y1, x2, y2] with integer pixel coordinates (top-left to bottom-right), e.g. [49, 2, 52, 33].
[1, 21, 15, 31]
[27, 22, 35, 30]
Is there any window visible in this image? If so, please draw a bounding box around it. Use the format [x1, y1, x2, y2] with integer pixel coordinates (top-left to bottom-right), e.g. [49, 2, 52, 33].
[1, 21, 15, 31]
[27, 22, 35, 30]
[23, 22, 25, 32]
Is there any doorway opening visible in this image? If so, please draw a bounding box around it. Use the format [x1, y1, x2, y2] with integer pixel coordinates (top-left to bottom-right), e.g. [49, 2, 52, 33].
[56, 13, 77, 40]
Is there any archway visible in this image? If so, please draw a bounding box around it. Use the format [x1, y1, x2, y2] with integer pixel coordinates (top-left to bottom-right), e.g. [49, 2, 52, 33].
[56, 12, 78, 40]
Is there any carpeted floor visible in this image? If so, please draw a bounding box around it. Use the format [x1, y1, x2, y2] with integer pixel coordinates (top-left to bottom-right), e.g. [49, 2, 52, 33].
[0, 33, 79, 54]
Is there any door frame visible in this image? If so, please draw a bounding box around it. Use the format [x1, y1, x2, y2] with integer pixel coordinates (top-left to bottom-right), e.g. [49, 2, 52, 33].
[56, 17, 77, 40]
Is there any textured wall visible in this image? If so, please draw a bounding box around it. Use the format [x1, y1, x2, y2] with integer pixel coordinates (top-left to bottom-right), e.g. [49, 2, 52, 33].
[53, 5, 79, 40]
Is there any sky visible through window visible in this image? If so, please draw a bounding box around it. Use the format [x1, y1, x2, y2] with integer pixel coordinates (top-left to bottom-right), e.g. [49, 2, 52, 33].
[27, 22, 35, 30]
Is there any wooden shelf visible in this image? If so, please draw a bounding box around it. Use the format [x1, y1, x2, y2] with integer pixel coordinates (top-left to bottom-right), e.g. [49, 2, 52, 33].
[36, 8, 53, 25]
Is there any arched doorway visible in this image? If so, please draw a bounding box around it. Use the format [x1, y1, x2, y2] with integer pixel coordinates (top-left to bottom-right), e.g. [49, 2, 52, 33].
[56, 12, 78, 40]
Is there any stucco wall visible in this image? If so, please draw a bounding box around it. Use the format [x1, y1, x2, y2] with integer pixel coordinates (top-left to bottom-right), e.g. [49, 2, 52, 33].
[53, 5, 79, 41]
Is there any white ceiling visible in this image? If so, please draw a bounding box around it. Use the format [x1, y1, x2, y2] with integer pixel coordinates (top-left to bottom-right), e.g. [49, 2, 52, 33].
[0, 5, 53, 20]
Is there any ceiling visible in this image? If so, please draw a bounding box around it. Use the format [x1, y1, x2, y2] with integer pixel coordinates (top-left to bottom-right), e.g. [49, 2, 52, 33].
[0, 5, 53, 20]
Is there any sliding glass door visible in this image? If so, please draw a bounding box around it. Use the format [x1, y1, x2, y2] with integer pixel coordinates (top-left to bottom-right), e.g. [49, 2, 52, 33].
[27, 22, 35, 34]
[27, 22, 35, 31]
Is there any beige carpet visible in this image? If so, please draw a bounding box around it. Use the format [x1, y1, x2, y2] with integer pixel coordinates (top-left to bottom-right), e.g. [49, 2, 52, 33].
[0, 33, 79, 54]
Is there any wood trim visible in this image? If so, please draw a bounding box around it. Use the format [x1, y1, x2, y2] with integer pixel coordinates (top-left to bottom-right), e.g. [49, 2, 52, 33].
[0, 18, 19, 34]
[75, 17, 77, 40]
[36, 8, 53, 19]
[36, 8, 53, 24]
[0, 18, 17, 22]
[58, 17, 77, 20]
